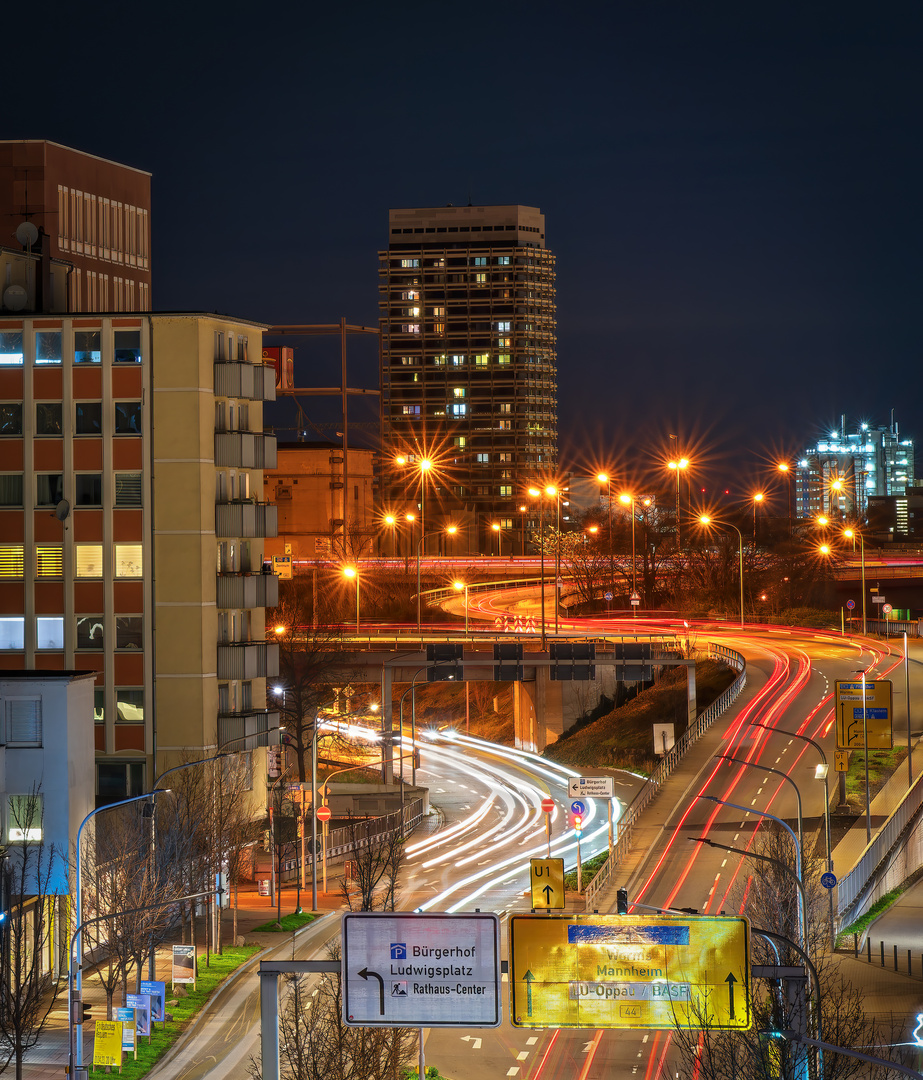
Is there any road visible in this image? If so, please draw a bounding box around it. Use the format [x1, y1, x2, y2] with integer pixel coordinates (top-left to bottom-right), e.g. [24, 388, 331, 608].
[423, 610, 923, 1080]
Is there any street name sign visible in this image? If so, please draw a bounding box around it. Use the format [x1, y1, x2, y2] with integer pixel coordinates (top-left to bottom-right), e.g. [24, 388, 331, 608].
[530, 858, 565, 909]
[342, 912, 501, 1027]
[509, 913, 751, 1030]
[834, 680, 893, 749]
[568, 776, 615, 798]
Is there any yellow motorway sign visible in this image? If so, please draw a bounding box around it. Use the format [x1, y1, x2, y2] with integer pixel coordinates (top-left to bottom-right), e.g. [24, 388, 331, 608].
[530, 858, 565, 909]
[509, 913, 751, 1030]
[834, 680, 893, 749]
[834, 750, 850, 772]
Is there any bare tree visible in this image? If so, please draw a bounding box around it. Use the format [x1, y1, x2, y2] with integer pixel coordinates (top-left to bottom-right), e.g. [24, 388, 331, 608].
[340, 815, 406, 913]
[0, 789, 63, 1080]
[249, 941, 415, 1080]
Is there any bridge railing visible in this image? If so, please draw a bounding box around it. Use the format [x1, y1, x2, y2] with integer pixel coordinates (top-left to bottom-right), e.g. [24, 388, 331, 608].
[583, 644, 747, 909]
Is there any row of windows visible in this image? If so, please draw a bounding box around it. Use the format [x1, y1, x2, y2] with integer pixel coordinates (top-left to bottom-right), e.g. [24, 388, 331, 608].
[0, 542, 142, 578]
[396, 354, 513, 367]
[57, 185, 149, 266]
[0, 401, 142, 437]
[0, 473, 141, 508]
[0, 330, 141, 367]
[0, 615, 142, 651]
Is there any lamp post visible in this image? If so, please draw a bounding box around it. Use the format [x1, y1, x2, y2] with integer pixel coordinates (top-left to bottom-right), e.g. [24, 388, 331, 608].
[383, 514, 397, 558]
[418, 457, 433, 551]
[453, 580, 469, 635]
[667, 446, 689, 548]
[547, 485, 562, 638]
[518, 504, 528, 558]
[753, 492, 764, 541]
[342, 565, 360, 635]
[843, 528, 867, 634]
[416, 525, 457, 633]
[830, 476, 844, 520]
[71, 790, 169, 1073]
[856, 667, 872, 843]
[528, 486, 556, 649]
[698, 516, 745, 628]
[597, 472, 613, 593]
[491, 522, 502, 557]
[777, 462, 793, 537]
[716, 754, 803, 855]
[750, 722, 835, 947]
[698, 794, 807, 954]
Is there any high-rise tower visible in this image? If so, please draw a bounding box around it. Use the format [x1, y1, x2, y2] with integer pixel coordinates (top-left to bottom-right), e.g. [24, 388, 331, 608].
[379, 205, 557, 552]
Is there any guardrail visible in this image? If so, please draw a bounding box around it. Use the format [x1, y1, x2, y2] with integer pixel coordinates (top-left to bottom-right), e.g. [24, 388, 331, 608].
[583, 644, 747, 909]
[277, 798, 426, 881]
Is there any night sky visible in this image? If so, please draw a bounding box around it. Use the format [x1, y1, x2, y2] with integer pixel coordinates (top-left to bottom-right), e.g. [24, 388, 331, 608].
[12, 2, 923, 495]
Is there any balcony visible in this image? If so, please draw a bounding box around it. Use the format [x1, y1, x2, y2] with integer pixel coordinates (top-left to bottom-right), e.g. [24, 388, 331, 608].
[217, 709, 281, 750]
[217, 641, 279, 681]
[215, 500, 278, 539]
[216, 571, 279, 609]
[215, 431, 278, 469]
[214, 362, 277, 402]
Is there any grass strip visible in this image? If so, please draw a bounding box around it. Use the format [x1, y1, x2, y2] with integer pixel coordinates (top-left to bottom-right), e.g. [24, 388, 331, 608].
[565, 850, 610, 892]
[252, 911, 317, 933]
[836, 887, 906, 947]
[88, 944, 260, 1079]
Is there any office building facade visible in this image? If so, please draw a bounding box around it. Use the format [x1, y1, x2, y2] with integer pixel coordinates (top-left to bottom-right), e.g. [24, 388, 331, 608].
[0, 310, 279, 802]
[379, 205, 557, 552]
[0, 140, 151, 314]
[794, 419, 915, 521]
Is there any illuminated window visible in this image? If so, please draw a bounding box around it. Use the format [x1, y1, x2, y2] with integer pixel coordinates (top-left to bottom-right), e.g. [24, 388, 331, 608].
[453, 388, 466, 398]
[0, 403, 22, 435]
[498, 336, 511, 348]
[403, 306, 421, 317]
[496, 321, 511, 333]
[0, 618, 24, 649]
[500, 518, 513, 528]
[453, 437, 466, 448]
[8, 794, 43, 841]
[0, 332, 23, 366]
[115, 473, 142, 507]
[36, 616, 64, 649]
[432, 306, 445, 317]
[0, 545, 23, 578]
[498, 256, 511, 265]
[114, 544, 142, 577]
[116, 688, 144, 724]
[451, 404, 467, 416]
[401, 290, 419, 301]
[399, 356, 418, 365]
[35, 546, 62, 577]
[401, 405, 420, 416]
[401, 323, 420, 334]
[498, 453, 512, 463]
[475, 453, 489, 464]
[4, 700, 41, 747]
[76, 616, 104, 649]
[94, 689, 104, 725]
[499, 403, 512, 413]
[474, 353, 489, 366]
[74, 330, 101, 364]
[473, 257, 487, 266]
[75, 544, 103, 577]
[35, 332, 61, 365]
[400, 258, 420, 268]
[498, 420, 511, 430]
[450, 354, 466, 366]
[500, 485, 513, 496]
[114, 330, 141, 363]
[431, 354, 446, 366]
[498, 353, 511, 365]
[474, 273, 487, 284]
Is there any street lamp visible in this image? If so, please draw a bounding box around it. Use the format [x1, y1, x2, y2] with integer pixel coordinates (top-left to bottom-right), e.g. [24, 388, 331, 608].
[619, 493, 640, 617]
[698, 515, 745, 628]
[777, 462, 793, 537]
[418, 458, 433, 552]
[491, 522, 502, 557]
[453, 580, 469, 635]
[383, 514, 397, 558]
[716, 754, 803, 855]
[753, 492, 764, 541]
[342, 565, 360, 634]
[830, 476, 844, 519]
[596, 472, 614, 593]
[528, 485, 560, 648]
[855, 667, 872, 843]
[416, 525, 457, 633]
[843, 528, 867, 635]
[667, 451, 689, 548]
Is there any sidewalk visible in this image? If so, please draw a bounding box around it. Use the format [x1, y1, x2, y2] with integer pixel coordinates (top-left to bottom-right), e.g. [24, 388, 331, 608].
[23, 879, 344, 1080]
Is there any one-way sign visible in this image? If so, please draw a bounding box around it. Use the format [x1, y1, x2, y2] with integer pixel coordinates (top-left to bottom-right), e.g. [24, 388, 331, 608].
[342, 913, 501, 1028]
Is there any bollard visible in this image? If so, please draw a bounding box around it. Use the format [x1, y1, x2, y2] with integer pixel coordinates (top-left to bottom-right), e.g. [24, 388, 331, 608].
[894, 944, 899, 971]
[880, 941, 885, 967]
[854, 933, 859, 959]
[867, 937, 872, 962]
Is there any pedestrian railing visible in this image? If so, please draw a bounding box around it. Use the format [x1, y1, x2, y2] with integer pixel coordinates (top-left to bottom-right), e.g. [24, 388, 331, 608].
[277, 799, 425, 881]
[584, 645, 747, 909]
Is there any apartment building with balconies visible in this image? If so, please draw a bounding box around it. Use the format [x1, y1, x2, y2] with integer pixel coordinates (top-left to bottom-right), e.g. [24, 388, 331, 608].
[379, 205, 558, 552]
[0, 311, 279, 803]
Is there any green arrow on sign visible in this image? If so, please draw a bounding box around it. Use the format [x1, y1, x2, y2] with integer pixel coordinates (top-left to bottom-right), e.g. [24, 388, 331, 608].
[524, 970, 536, 1017]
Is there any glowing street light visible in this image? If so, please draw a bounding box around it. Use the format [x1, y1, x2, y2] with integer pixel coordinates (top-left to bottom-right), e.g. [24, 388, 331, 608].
[619, 493, 640, 617]
[777, 462, 793, 536]
[491, 522, 503, 557]
[528, 485, 561, 647]
[416, 525, 458, 633]
[518, 504, 528, 558]
[843, 527, 867, 635]
[699, 515, 744, 628]
[596, 472, 614, 595]
[667, 452, 689, 547]
[342, 565, 360, 634]
[753, 491, 764, 540]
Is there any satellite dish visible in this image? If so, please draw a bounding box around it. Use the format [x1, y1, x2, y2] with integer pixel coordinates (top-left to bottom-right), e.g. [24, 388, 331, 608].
[15, 221, 38, 248]
[54, 500, 71, 522]
[2, 285, 27, 311]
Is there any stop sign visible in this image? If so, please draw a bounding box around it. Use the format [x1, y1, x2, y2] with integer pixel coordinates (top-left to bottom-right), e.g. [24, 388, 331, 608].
[316, 805, 332, 822]
[540, 798, 554, 814]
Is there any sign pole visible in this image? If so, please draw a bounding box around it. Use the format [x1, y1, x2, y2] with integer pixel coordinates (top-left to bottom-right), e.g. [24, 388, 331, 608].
[608, 800, 613, 860]
[862, 672, 871, 844]
[906, 633, 913, 787]
[418, 1028, 425, 1080]
[576, 833, 582, 894]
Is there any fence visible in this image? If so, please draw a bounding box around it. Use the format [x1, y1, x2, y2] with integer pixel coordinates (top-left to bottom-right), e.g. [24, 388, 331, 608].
[583, 644, 747, 909]
[276, 798, 426, 882]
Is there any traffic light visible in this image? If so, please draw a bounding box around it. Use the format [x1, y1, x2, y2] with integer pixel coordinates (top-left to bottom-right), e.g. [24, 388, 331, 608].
[616, 887, 629, 914]
[73, 1000, 92, 1025]
[570, 808, 584, 836]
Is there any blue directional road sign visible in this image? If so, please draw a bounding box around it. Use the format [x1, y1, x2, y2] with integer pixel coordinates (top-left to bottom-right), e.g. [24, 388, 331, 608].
[570, 800, 587, 817]
[820, 872, 837, 890]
